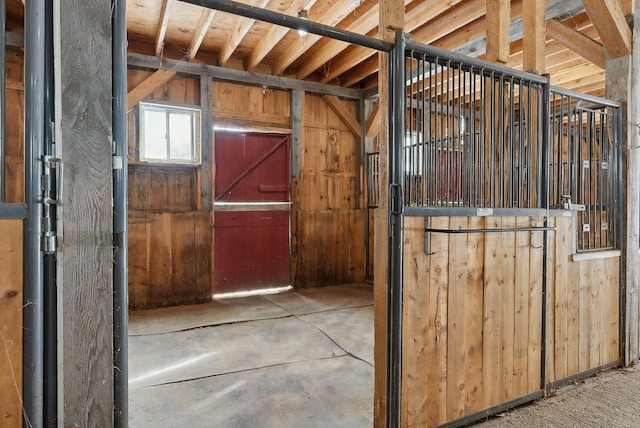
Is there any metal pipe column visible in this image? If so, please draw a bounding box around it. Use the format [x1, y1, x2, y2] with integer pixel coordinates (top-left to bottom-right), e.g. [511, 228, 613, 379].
[23, 0, 46, 425]
[386, 29, 406, 428]
[112, 0, 129, 425]
[43, 0, 57, 425]
[0, 0, 5, 202]
[540, 75, 551, 391]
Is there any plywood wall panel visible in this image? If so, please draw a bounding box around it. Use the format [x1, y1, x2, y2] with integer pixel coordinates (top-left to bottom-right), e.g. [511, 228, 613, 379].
[0, 220, 23, 428]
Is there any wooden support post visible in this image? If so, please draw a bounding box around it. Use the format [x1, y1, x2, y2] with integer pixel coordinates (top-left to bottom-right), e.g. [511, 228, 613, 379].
[200, 74, 213, 211]
[485, 0, 510, 64]
[607, 1, 640, 365]
[291, 90, 304, 180]
[546, 19, 606, 69]
[127, 69, 177, 110]
[522, 0, 546, 74]
[375, 0, 403, 425]
[323, 95, 362, 138]
[59, 0, 114, 425]
[582, 0, 631, 58]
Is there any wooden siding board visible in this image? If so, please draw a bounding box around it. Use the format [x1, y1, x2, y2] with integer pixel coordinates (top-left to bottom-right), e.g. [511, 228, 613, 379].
[402, 217, 431, 426]
[427, 216, 449, 427]
[147, 212, 173, 307]
[483, 216, 503, 407]
[195, 211, 213, 301]
[465, 215, 485, 414]
[0, 220, 23, 428]
[447, 216, 469, 421]
[554, 215, 571, 380]
[527, 217, 544, 392]
[128, 210, 149, 308]
[171, 212, 197, 303]
[513, 217, 531, 397]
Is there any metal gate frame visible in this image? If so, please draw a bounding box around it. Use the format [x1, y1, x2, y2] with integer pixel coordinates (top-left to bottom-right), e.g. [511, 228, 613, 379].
[387, 29, 624, 428]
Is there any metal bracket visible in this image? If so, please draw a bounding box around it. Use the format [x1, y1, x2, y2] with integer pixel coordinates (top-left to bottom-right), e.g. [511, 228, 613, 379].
[42, 155, 63, 205]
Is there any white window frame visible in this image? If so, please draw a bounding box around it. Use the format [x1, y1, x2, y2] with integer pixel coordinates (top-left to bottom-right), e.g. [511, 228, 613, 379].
[138, 101, 201, 165]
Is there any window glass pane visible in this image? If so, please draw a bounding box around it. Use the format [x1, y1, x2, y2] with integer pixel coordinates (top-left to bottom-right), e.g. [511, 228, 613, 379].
[143, 109, 168, 160]
[169, 112, 193, 160]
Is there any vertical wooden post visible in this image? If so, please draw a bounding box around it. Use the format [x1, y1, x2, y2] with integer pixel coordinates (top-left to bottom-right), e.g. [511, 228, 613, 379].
[486, 0, 510, 64]
[58, 0, 114, 425]
[606, 6, 640, 364]
[200, 74, 213, 212]
[290, 89, 304, 288]
[374, 0, 403, 426]
[522, 0, 546, 74]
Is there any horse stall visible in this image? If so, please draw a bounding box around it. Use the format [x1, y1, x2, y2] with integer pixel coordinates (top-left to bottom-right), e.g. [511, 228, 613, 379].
[373, 37, 623, 427]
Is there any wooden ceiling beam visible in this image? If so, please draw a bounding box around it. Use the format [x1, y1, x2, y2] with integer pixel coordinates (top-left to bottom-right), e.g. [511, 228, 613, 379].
[546, 19, 605, 69]
[245, 0, 316, 71]
[154, 0, 174, 56]
[188, 8, 216, 61]
[323, 95, 362, 137]
[581, 0, 631, 58]
[322, 0, 486, 84]
[272, 0, 364, 75]
[486, 0, 511, 64]
[219, 0, 270, 66]
[127, 69, 177, 110]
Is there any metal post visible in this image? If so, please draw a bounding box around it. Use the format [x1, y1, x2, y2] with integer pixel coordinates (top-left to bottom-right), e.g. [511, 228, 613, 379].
[23, 0, 46, 425]
[112, 0, 129, 426]
[540, 75, 551, 391]
[0, 0, 5, 202]
[42, 1, 58, 425]
[386, 29, 405, 428]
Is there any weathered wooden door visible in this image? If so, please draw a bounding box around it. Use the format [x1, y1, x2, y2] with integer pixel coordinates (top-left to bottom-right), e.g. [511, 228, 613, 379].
[213, 132, 290, 295]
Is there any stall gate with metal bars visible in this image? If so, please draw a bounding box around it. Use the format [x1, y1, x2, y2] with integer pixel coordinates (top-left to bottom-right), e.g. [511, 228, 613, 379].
[381, 31, 623, 427]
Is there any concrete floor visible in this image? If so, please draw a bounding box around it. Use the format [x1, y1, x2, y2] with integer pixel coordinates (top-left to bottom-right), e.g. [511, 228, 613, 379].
[130, 283, 640, 427]
[128, 283, 374, 428]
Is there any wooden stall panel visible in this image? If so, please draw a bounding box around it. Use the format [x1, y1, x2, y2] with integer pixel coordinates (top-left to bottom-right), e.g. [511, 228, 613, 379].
[0, 221, 23, 428]
[547, 216, 620, 383]
[402, 216, 544, 427]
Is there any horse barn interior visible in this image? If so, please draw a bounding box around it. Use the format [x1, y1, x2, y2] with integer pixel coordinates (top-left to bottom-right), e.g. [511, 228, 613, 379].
[1, 0, 640, 427]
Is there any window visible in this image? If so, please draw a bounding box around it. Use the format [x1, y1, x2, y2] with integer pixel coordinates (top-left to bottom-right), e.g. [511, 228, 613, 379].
[139, 102, 201, 164]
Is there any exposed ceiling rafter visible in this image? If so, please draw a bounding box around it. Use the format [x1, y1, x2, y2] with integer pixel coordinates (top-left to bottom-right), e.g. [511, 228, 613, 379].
[154, 0, 174, 56]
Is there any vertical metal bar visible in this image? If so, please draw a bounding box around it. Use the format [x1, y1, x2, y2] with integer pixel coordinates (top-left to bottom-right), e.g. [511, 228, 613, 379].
[386, 29, 406, 428]
[0, 0, 5, 202]
[112, 0, 129, 426]
[509, 77, 515, 207]
[518, 80, 524, 207]
[24, 0, 46, 425]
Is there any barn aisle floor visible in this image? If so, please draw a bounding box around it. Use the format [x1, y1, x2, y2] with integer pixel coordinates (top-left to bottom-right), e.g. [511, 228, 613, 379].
[128, 283, 374, 428]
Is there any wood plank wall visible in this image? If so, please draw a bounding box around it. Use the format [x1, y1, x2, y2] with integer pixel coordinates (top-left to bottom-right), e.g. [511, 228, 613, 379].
[0, 220, 23, 428]
[6, 50, 24, 204]
[398, 215, 620, 427]
[127, 75, 366, 307]
[127, 70, 212, 308]
[1, 50, 25, 428]
[295, 94, 365, 286]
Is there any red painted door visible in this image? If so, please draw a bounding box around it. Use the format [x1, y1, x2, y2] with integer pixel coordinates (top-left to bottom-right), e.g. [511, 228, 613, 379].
[213, 132, 290, 295]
